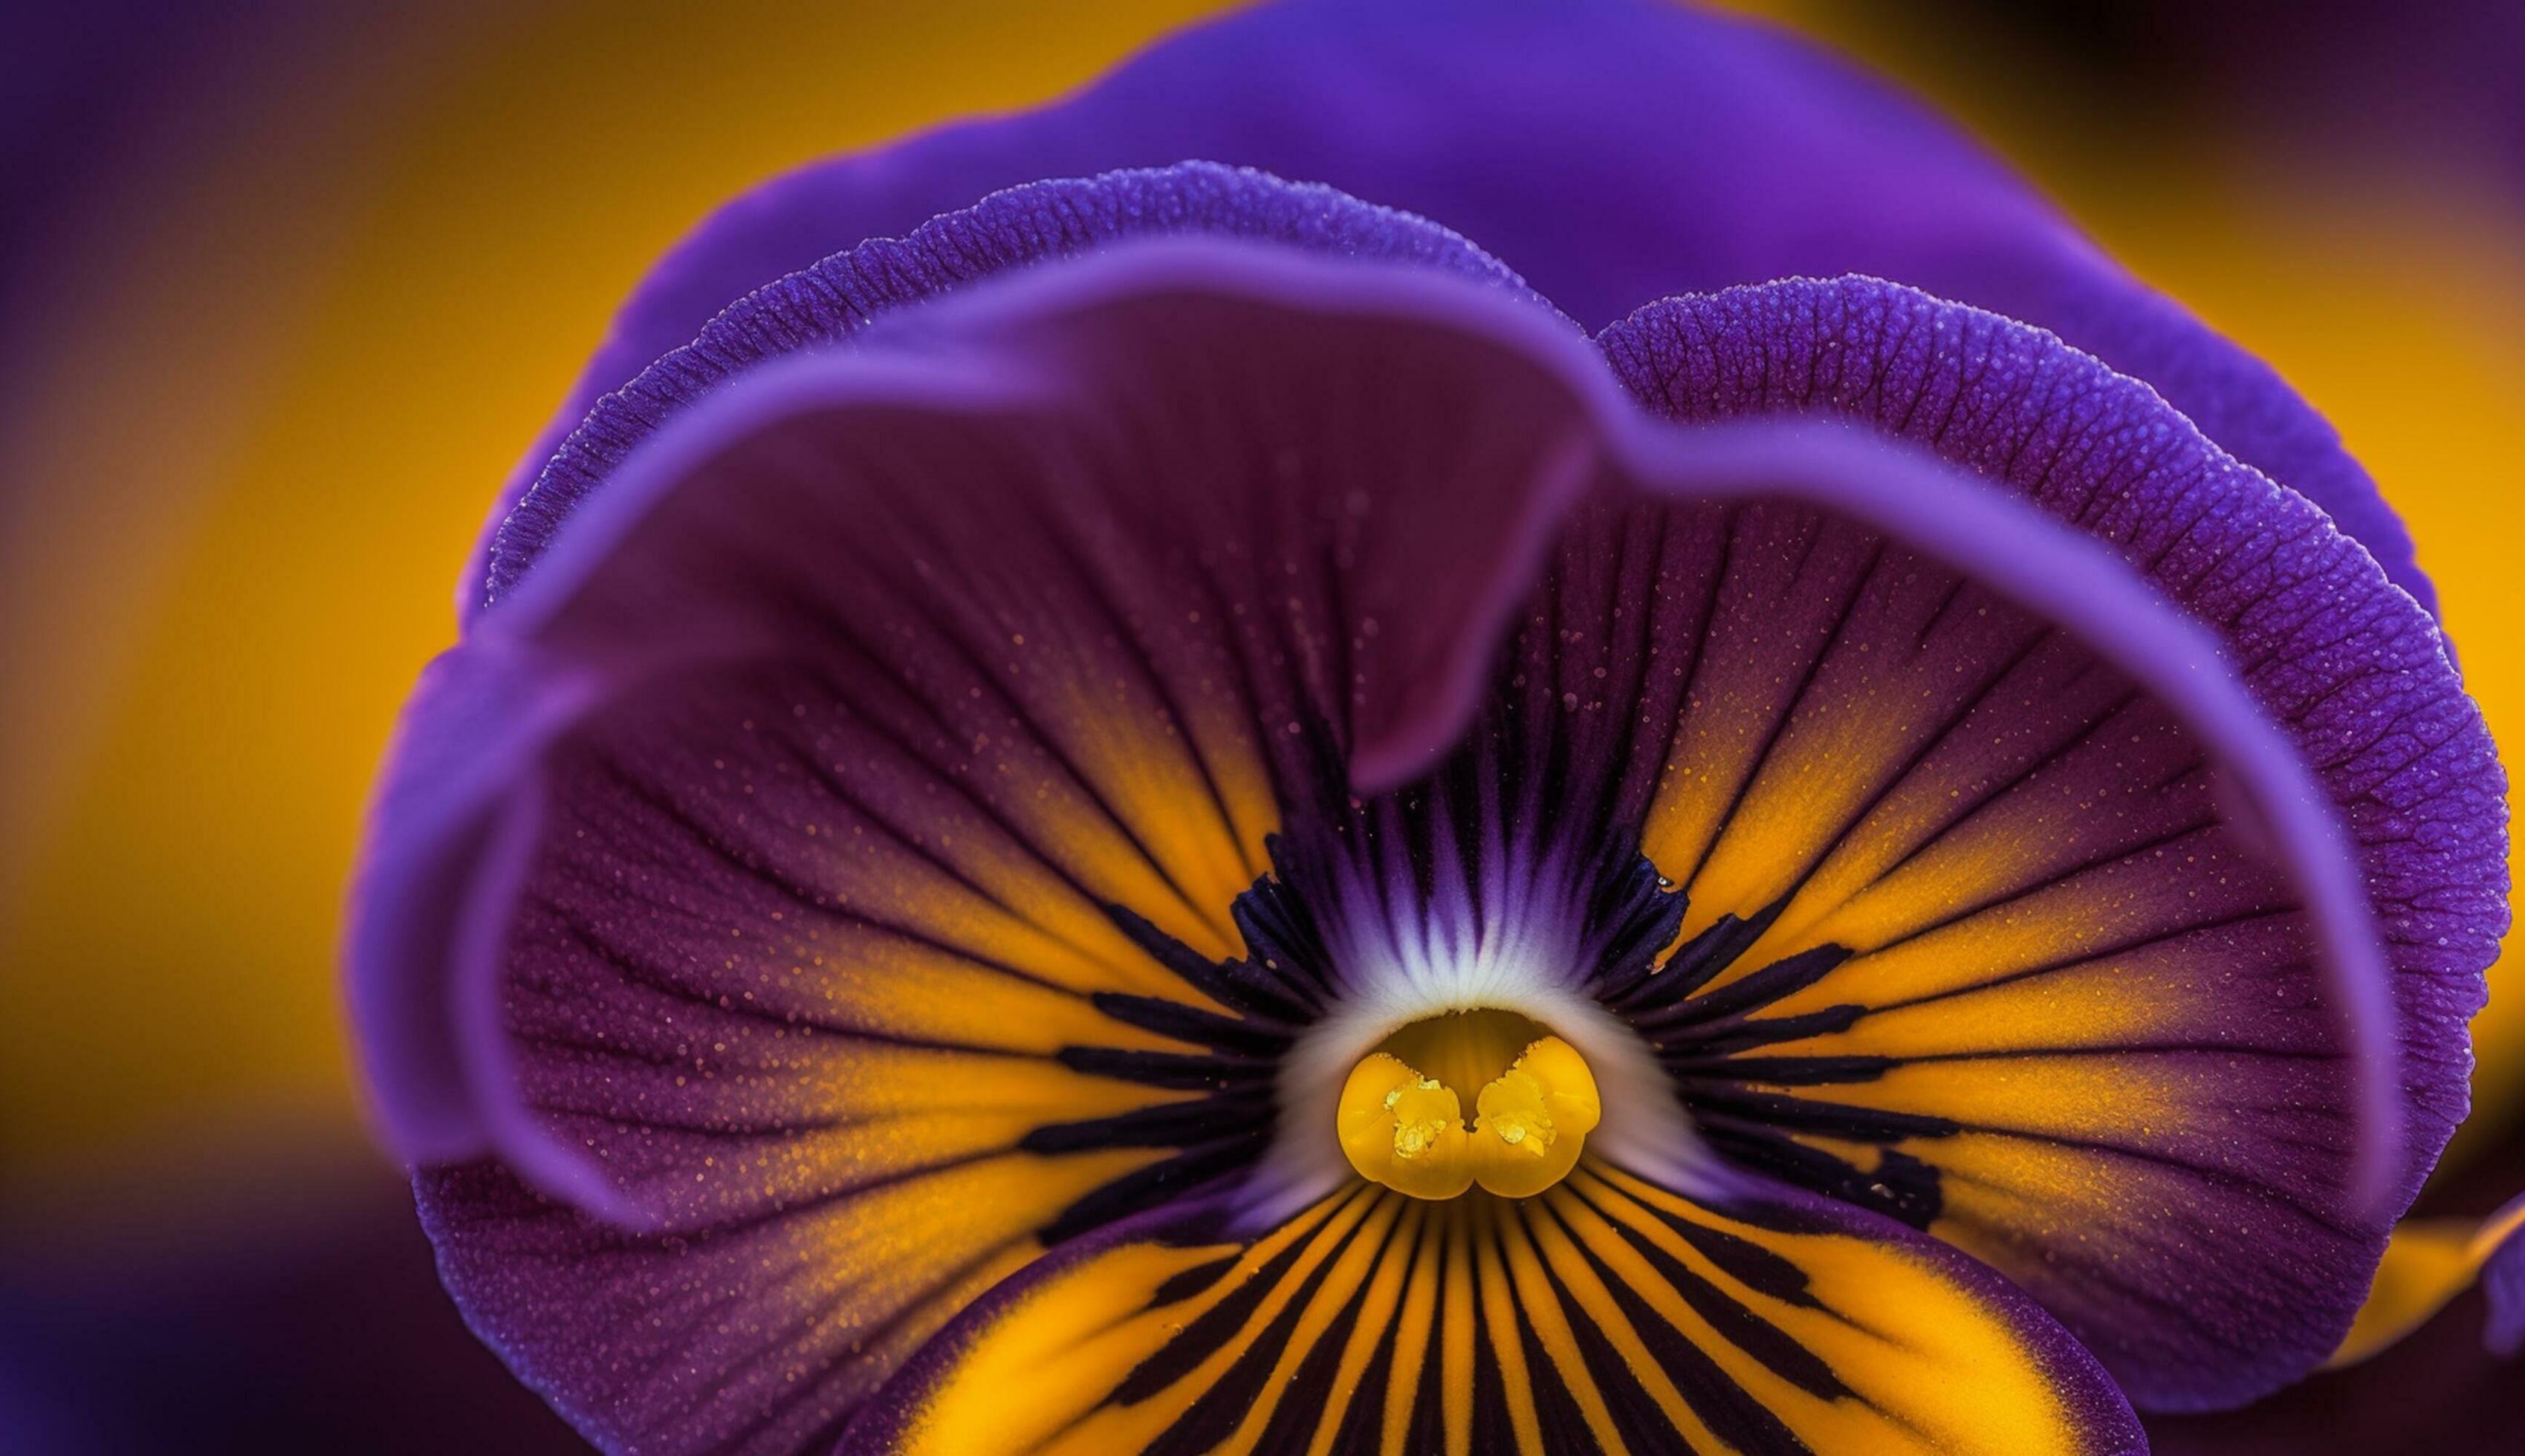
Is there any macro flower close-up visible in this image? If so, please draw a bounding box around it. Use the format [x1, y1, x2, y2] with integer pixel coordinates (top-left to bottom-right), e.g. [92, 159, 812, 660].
[5, 1, 2521, 1453]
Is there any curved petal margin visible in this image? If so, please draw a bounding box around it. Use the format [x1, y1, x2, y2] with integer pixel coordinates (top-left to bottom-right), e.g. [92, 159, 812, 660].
[363, 239, 1612, 1451]
[479, 0, 2432, 620]
[357, 238, 2419, 1446]
[1598, 278, 2506, 1407]
[470, 160, 1552, 613]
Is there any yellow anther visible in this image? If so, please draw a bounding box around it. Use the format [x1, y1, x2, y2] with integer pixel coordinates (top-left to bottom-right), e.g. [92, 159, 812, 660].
[1471, 1036, 1601, 1198]
[1335, 1014, 1601, 1200]
[1339, 1053, 1472, 1200]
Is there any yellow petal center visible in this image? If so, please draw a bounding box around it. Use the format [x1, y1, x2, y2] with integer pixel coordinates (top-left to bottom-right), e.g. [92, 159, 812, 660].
[1335, 1009, 1602, 1200]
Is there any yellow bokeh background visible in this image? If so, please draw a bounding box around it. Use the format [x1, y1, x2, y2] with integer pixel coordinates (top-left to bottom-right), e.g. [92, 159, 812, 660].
[0, 0, 2515, 1206]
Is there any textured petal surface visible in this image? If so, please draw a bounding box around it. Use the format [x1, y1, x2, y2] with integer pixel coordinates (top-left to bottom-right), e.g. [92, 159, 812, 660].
[1529, 481, 2388, 1408]
[359, 181, 1568, 1173]
[1591, 278, 2503, 1408]
[843, 1163, 2142, 1455]
[368, 241, 1612, 1452]
[475, 0, 2428, 621]
[477, 159, 1548, 609]
[362, 240, 2435, 1446]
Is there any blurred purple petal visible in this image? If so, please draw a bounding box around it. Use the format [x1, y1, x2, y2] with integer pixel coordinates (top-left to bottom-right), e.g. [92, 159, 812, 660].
[468, 0, 2431, 626]
[479, 160, 1554, 608]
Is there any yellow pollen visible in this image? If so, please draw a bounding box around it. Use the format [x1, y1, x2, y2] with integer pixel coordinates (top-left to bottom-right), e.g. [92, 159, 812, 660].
[1335, 1011, 1602, 1200]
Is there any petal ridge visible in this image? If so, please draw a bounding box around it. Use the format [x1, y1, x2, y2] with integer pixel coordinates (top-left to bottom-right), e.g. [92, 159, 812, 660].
[358, 239, 2429, 1444]
[487, 0, 2435, 616]
[472, 160, 1553, 614]
[1596, 274, 2505, 1408]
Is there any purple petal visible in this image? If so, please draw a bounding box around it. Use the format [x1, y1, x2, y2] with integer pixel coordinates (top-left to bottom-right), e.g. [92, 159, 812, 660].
[472, 0, 2428, 624]
[2145, 1184, 2525, 1450]
[842, 1162, 2142, 1455]
[359, 240, 1613, 1449]
[417, 1152, 1131, 1455]
[473, 159, 1550, 613]
[356, 236, 2450, 1444]
[1595, 276, 2503, 1408]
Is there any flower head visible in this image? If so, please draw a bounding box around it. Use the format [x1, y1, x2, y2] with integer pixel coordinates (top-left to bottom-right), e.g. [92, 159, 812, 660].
[350, 4, 2507, 1453]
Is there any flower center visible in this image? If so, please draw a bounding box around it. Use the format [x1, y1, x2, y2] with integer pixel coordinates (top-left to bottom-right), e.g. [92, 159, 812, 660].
[1334, 1008, 1602, 1200]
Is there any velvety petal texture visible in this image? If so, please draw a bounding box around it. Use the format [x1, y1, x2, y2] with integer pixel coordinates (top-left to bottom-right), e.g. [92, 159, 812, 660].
[471, 0, 2431, 624]
[843, 1166, 2142, 1455]
[346, 0, 2524, 1442]
[348, 159, 2491, 1450]
[1597, 278, 2506, 1407]
[371, 233, 1612, 1451]
[360, 173, 1561, 1176]
[479, 160, 1552, 608]
[1529, 477, 2383, 1410]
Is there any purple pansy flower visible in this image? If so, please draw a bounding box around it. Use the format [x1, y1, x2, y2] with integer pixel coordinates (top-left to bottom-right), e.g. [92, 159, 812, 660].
[349, 2, 2508, 1452]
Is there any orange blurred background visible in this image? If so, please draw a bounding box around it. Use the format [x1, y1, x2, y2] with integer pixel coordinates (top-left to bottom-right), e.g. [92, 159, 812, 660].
[1, 1, 2515, 1447]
